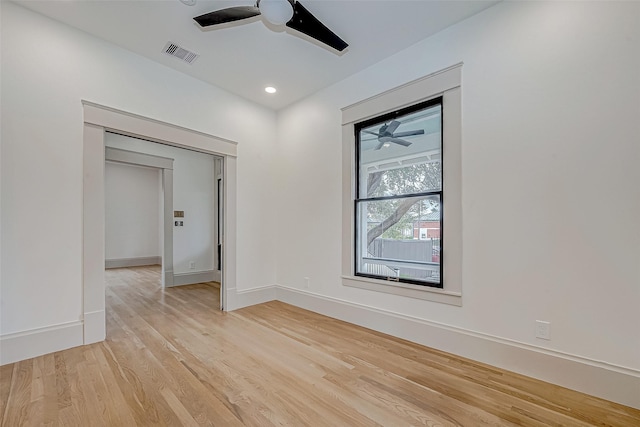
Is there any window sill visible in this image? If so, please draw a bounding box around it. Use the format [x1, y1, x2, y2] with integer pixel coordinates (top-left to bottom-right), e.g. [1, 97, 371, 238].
[342, 275, 462, 306]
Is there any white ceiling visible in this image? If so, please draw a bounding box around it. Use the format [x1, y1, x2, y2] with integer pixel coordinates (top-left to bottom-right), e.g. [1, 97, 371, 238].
[14, 0, 498, 110]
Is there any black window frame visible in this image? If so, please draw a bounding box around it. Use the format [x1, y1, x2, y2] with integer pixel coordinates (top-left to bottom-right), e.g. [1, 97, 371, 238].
[354, 96, 444, 288]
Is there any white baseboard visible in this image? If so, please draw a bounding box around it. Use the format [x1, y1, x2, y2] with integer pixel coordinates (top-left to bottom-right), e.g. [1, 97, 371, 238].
[226, 285, 277, 311]
[276, 285, 640, 410]
[170, 270, 216, 287]
[5, 285, 637, 409]
[105, 256, 161, 269]
[84, 310, 106, 344]
[0, 321, 84, 366]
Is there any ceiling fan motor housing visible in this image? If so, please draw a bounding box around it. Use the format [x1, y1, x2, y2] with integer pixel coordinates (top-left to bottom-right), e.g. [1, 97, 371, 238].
[257, 0, 295, 26]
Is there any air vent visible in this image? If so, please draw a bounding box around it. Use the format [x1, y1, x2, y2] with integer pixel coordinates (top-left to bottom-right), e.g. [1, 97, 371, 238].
[163, 42, 199, 64]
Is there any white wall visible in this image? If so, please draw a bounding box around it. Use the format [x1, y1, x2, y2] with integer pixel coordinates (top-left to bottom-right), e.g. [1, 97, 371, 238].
[0, 1, 277, 339]
[276, 0, 640, 375]
[105, 162, 161, 261]
[105, 133, 217, 275]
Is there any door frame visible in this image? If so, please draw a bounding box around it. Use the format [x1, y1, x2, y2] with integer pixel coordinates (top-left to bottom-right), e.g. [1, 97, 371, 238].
[82, 101, 238, 344]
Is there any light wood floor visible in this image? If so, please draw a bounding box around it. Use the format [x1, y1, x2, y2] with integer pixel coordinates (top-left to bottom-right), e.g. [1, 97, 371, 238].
[1, 266, 638, 426]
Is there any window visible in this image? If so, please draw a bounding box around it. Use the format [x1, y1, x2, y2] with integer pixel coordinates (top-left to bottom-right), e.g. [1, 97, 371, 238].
[341, 64, 462, 305]
[355, 98, 443, 287]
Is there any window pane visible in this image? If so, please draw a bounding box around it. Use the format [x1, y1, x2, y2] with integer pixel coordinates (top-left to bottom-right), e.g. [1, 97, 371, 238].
[356, 195, 441, 284]
[358, 103, 441, 199]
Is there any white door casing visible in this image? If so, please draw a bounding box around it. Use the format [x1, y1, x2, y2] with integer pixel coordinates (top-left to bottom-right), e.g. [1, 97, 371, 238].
[82, 101, 238, 344]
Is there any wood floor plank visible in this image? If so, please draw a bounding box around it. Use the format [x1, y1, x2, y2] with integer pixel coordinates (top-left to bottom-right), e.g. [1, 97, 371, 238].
[0, 363, 14, 422]
[1, 265, 639, 426]
[39, 354, 58, 426]
[2, 361, 32, 427]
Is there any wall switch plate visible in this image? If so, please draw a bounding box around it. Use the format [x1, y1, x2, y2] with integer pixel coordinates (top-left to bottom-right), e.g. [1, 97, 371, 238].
[189, 261, 195, 270]
[535, 320, 551, 340]
[304, 277, 310, 288]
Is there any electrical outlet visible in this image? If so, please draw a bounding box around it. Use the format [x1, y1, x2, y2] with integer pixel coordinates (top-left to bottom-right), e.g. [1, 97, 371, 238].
[535, 320, 551, 340]
[304, 277, 310, 289]
[189, 261, 195, 270]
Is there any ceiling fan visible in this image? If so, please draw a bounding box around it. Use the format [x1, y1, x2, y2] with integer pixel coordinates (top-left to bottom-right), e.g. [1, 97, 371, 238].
[194, 0, 348, 52]
[362, 121, 425, 150]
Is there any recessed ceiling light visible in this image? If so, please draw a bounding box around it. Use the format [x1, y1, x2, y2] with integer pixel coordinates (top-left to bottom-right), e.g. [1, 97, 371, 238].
[179, 0, 196, 6]
[265, 86, 277, 94]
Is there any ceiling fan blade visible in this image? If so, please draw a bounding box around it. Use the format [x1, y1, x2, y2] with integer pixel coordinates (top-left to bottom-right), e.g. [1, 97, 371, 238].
[361, 129, 381, 137]
[194, 6, 260, 27]
[386, 120, 401, 134]
[374, 140, 386, 150]
[392, 130, 425, 138]
[389, 138, 412, 147]
[286, 1, 348, 52]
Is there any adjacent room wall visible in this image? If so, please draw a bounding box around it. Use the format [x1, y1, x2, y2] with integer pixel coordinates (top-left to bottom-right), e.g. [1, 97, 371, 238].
[274, 0, 640, 406]
[0, 1, 277, 358]
[105, 161, 162, 267]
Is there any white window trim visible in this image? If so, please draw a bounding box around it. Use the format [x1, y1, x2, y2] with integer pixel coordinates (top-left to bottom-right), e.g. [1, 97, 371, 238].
[341, 64, 463, 306]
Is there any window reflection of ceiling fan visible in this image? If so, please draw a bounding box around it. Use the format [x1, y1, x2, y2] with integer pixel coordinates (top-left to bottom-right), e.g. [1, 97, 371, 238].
[362, 121, 425, 150]
[193, 0, 348, 52]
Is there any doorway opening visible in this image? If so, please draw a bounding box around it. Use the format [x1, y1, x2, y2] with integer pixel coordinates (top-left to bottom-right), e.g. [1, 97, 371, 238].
[104, 133, 224, 294]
